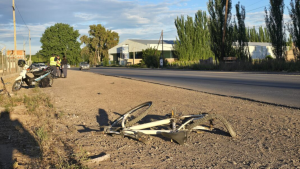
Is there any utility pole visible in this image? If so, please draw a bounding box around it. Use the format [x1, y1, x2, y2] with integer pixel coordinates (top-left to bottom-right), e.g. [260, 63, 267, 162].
[29, 29, 32, 65]
[222, 0, 229, 43]
[162, 30, 163, 58]
[12, 0, 17, 72]
[222, 0, 229, 59]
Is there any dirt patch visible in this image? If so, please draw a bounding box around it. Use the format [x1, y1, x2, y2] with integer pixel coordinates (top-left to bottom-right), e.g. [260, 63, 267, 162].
[1, 70, 300, 168]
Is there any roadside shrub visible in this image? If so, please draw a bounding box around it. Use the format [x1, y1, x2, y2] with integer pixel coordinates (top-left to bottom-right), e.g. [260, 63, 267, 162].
[103, 57, 109, 67]
[142, 47, 167, 68]
[167, 59, 300, 72]
[265, 55, 273, 60]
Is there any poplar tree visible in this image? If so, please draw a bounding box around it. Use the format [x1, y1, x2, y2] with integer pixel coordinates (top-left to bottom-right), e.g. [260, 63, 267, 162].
[288, 0, 300, 60]
[265, 0, 287, 60]
[174, 10, 213, 61]
[234, 2, 250, 61]
[259, 26, 265, 42]
[264, 27, 271, 42]
[207, 0, 235, 62]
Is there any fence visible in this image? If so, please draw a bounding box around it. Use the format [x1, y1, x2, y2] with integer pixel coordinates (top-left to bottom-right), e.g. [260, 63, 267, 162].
[0, 47, 22, 76]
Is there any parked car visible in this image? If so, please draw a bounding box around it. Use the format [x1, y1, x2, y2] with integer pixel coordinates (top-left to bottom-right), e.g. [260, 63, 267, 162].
[79, 62, 89, 70]
[30, 62, 48, 72]
[67, 64, 71, 68]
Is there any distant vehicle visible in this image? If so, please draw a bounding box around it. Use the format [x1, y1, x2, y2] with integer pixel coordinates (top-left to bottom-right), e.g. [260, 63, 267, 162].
[79, 62, 89, 70]
[30, 62, 47, 71]
[67, 64, 71, 69]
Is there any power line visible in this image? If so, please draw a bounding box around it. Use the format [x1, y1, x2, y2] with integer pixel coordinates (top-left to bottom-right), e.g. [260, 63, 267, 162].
[247, 5, 267, 13]
[232, 5, 267, 19]
[15, 4, 29, 31]
[247, 0, 265, 8]
[15, 3, 30, 46]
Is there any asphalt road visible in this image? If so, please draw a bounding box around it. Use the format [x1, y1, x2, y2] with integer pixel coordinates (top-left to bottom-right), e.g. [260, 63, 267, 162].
[76, 67, 300, 108]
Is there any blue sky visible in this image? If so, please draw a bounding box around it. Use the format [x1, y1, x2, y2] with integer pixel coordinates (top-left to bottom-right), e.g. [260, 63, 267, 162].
[0, 0, 291, 55]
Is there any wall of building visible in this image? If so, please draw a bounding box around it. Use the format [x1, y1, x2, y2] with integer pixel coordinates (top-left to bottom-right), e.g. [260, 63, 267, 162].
[249, 46, 274, 59]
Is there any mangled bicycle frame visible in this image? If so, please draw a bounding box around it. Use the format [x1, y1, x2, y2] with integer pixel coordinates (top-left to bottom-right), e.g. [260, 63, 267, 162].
[103, 101, 236, 145]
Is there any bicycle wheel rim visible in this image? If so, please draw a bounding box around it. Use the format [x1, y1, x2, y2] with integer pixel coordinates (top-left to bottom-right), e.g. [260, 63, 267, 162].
[111, 101, 152, 128]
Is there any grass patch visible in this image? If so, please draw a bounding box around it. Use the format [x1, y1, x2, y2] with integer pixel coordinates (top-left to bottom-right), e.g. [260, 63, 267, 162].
[36, 126, 49, 144]
[74, 145, 89, 163]
[54, 145, 90, 169]
[1, 85, 89, 168]
[23, 93, 54, 116]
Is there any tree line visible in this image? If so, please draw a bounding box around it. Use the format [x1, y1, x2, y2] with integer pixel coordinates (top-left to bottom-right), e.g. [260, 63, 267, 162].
[175, 0, 300, 62]
[38, 23, 119, 65]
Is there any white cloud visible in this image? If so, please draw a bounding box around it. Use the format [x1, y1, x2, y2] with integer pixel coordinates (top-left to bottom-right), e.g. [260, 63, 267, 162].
[124, 13, 151, 24]
[74, 13, 109, 21]
[0, 0, 200, 54]
[245, 12, 291, 27]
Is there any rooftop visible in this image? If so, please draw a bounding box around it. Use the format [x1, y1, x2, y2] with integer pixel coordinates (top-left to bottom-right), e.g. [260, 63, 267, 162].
[129, 39, 176, 45]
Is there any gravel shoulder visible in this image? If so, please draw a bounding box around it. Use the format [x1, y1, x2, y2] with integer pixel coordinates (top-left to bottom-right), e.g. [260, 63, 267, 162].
[2, 70, 300, 168]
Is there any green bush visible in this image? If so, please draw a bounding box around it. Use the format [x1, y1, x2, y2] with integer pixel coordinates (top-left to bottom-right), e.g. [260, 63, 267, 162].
[103, 57, 109, 67]
[265, 55, 273, 60]
[142, 47, 167, 68]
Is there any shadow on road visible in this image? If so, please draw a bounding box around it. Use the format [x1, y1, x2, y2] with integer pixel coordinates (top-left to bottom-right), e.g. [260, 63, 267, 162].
[77, 109, 111, 133]
[97, 109, 111, 126]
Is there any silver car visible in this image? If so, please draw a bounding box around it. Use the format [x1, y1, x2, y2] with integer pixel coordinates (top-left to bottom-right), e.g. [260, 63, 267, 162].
[79, 62, 90, 70]
[30, 62, 48, 71]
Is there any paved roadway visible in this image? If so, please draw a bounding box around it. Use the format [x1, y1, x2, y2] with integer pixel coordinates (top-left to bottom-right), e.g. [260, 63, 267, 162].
[77, 67, 300, 108]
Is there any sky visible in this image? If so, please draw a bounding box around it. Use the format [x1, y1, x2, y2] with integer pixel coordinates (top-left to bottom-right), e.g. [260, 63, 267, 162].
[0, 0, 292, 55]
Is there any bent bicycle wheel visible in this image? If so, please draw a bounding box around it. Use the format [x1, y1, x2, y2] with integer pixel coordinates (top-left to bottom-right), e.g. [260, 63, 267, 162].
[111, 101, 152, 128]
[186, 113, 236, 137]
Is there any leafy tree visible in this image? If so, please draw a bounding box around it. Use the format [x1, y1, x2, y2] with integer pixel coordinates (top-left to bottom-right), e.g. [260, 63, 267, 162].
[288, 0, 300, 60]
[265, 0, 287, 60]
[80, 24, 119, 66]
[142, 47, 166, 68]
[208, 0, 235, 62]
[174, 10, 214, 61]
[40, 23, 81, 65]
[80, 46, 91, 62]
[234, 2, 250, 61]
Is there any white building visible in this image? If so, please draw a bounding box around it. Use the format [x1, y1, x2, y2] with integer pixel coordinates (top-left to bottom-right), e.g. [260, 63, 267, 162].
[108, 39, 177, 65]
[109, 39, 282, 65]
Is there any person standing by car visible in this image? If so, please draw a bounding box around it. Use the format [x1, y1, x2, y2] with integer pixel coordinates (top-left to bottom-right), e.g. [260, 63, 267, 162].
[55, 55, 61, 77]
[49, 54, 57, 78]
[61, 56, 68, 78]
